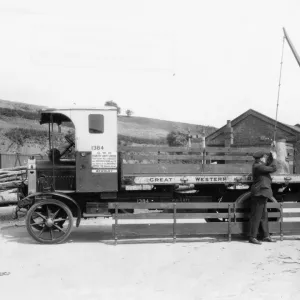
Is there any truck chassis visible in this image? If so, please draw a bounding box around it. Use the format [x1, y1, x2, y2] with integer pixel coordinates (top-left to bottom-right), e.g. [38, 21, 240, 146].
[17, 107, 300, 244]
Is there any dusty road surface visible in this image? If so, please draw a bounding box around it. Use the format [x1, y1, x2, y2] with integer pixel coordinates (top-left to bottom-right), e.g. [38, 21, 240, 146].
[1, 218, 300, 300]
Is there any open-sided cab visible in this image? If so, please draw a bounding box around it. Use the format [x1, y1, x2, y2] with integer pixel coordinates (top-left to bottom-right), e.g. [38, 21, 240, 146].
[28, 107, 118, 194]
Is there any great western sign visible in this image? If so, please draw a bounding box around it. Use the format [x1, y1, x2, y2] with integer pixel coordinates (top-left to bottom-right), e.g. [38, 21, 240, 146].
[134, 175, 252, 184]
[133, 175, 300, 184]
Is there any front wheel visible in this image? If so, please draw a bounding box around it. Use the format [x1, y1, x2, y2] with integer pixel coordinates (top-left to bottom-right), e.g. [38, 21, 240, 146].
[26, 199, 74, 244]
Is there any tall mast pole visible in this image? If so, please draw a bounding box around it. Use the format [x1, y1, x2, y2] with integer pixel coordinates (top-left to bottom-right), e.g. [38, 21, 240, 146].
[273, 35, 285, 142]
[274, 27, 300, 142]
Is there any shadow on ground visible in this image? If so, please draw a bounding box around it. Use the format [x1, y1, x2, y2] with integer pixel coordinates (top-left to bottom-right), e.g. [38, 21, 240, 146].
[1, 220, 299, 246]
[0, 222, 113, 245]
[0, 222, 249, 246]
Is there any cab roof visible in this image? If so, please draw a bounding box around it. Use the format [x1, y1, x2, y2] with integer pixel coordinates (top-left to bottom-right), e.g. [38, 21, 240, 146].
[43, 106, 117, 112]
[40, 106, 117, 125]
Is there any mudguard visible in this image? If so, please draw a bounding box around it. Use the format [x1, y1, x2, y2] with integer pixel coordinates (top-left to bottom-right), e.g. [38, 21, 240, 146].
[17, 192, 82, 227]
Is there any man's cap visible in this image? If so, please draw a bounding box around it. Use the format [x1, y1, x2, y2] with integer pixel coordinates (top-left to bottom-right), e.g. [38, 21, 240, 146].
[253, 151, 267, 159]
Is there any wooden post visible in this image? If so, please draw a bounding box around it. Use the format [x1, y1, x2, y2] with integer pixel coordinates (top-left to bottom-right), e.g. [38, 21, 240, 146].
[202, 150, 206, 173]
[14, 153, 21, 167]
[201, 135, 206, 149]
[294, 134, 300, 174]
[280, 203, 283, 241]
[228, 204, 232, 242]
[114, 203, 118, 245]
[224, 120, 233, 148]
[118, 152, 123, 191]
[187, 129, 192, 148]
[201, 136, 206, 173]
[173, 203, 177, 243]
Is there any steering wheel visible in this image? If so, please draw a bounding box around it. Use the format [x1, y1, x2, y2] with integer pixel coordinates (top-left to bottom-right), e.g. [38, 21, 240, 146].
[57, 136, 75, 159]
[65, 136, 75, 148]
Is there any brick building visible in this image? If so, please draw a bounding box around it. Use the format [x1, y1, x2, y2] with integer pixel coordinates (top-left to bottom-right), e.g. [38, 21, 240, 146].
[206, 109, 300, 147]
[206, 109, 300, 173]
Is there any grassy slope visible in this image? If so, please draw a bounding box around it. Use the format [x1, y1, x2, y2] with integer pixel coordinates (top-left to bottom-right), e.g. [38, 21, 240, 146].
[118, 116, 215, 138]
[0, 99, 46, 112]
[0, 99, 217, 153]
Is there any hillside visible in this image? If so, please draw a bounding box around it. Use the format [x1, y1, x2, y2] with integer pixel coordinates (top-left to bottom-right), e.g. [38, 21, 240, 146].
[118, 115, 215, 142]
[0, 99, 217, 154]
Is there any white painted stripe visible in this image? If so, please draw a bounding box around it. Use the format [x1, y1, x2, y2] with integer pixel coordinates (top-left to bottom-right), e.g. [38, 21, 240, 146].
[133, 174, 300, 185]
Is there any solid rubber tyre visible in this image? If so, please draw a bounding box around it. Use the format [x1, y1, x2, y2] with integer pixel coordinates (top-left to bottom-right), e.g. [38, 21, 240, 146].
[26, 199, 74, 244]
[235, 191, 279, 222]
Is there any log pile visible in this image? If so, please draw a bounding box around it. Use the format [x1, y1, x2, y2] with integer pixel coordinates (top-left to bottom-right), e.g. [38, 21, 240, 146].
[0, 166, 27, 206]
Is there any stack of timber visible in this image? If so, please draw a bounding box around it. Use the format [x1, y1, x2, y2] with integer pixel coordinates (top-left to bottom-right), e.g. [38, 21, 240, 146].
[0, 166, 26, 206]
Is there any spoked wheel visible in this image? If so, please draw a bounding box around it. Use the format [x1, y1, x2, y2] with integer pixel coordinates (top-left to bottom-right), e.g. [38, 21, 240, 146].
[205, 196, 227, 223]
[235, 192, 279, 222]
[30, 206, 66, 231]
[26, 199, 74, 244]
[235, 192, 279, 238]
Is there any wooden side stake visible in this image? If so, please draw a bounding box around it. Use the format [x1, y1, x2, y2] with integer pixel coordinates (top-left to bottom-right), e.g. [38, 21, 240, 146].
[233, 203, 236, 224]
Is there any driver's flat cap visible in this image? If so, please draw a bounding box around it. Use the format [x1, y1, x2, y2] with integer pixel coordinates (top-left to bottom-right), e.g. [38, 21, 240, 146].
[253, 151, 267, 159]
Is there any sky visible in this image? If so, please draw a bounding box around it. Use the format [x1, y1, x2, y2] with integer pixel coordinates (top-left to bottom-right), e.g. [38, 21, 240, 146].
[0, 0, 300, 128]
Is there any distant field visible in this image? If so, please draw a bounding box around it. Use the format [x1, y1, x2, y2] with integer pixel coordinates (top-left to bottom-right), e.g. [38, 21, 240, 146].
[118, 115, 216, 139]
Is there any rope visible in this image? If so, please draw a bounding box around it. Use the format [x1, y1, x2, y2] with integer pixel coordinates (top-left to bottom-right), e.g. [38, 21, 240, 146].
[273, 36, 286, 142]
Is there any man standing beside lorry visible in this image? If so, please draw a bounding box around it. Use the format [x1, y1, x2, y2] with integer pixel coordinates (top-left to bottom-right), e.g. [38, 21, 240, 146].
[249, 149, 278, 245]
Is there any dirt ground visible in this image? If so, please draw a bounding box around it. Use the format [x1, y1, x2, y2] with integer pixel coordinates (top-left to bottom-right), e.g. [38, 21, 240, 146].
[1, 217, 300, 300]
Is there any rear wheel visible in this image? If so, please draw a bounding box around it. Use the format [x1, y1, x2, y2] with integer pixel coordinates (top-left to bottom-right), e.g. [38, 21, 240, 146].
[204, 196, 227, 222]
[235, 192, 279, 238]
[26, 199, 73, 244]
[235, 191, 279, 222]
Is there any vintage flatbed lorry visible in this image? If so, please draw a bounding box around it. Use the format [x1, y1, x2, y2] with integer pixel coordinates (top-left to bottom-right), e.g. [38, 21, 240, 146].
[17, 107, 300, 243]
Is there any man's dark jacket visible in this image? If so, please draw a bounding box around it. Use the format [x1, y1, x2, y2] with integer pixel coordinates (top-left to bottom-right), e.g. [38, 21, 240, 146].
[250, 160, 277, 199]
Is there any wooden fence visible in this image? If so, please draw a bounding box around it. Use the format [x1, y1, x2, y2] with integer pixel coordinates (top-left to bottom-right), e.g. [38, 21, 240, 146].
[0, 153, 44, 169]
[0, 153, 30, 169]
[108, 202, 300, 244]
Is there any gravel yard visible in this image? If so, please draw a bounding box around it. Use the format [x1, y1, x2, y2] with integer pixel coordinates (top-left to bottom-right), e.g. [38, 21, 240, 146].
[1, 217, 300, 300]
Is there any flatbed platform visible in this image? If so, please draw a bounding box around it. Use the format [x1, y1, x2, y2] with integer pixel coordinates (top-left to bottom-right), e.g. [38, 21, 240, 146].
[120, 145, 297, 187]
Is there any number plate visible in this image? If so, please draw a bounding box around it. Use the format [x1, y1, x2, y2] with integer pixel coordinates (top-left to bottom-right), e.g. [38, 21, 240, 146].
[92, 169, 117, 173]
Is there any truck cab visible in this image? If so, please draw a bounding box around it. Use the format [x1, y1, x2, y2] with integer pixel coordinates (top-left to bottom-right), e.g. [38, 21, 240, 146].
[28, 107, 118, 195]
